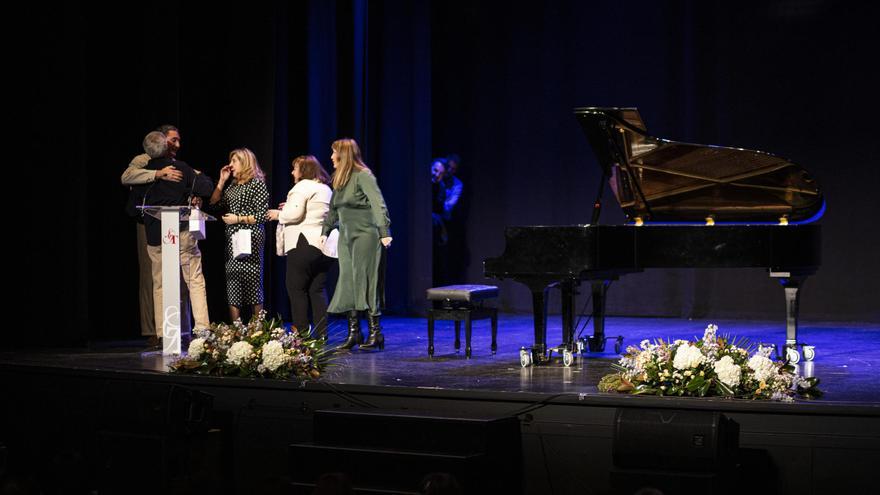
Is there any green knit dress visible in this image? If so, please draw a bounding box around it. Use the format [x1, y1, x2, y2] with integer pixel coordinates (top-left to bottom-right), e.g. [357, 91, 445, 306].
[323, 170, 391, 316]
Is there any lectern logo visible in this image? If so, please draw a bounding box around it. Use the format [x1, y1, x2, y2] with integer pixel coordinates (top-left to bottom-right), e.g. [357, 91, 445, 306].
[163, 229, 178, 245]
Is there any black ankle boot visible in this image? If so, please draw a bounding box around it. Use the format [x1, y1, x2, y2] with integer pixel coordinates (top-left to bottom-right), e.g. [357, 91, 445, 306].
[360, 315, 385, 350]
[339, 312, 363, 350]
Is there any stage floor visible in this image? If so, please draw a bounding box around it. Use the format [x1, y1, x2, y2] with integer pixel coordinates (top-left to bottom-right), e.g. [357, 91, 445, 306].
[3, 315, 879, 495]
[3, 315, 879, 405]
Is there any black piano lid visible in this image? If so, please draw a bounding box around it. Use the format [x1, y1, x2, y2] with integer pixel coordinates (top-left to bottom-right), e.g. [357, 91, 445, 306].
[573, 107, 825, 224]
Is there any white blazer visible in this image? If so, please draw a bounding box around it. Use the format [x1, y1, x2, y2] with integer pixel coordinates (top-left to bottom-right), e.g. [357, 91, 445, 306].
[278, 179, 332, 253]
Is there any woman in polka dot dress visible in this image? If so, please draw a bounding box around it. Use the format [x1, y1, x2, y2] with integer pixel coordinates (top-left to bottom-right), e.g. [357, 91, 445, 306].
[209, 148, 269, 322]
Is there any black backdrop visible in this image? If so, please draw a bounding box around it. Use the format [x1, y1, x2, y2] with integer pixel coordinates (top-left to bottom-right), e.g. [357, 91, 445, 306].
[431, 1, 880, 323]
[16, 1, 879, 347]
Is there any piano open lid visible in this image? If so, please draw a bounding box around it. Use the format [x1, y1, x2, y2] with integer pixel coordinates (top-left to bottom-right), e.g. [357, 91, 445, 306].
[574, 107, 824, 223]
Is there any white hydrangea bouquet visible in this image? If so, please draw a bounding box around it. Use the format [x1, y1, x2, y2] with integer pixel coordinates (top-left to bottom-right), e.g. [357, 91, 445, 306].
[598, 324, 821, 401]
[169, 311, 329, 379]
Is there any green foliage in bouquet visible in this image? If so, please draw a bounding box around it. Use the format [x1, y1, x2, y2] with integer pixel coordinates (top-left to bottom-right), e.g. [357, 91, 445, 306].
[169, 311, 330, 379]
[598, 324, 821, 401]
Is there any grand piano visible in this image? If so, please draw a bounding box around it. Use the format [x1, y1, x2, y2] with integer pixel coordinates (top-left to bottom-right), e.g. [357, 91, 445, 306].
[484, 107, 823, 365]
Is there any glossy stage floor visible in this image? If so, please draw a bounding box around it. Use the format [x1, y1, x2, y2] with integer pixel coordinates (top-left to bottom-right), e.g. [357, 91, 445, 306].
[2, 315, 879, 494]
[4, 315, 880, 401]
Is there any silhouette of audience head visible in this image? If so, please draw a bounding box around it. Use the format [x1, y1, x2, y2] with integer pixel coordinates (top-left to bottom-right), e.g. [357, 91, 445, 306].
[312, 472, 354, 495]
[633, 487, 665, 495]
[418, 472, 462, 495]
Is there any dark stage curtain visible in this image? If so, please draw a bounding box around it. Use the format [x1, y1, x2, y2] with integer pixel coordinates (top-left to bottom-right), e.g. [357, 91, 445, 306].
[430, 1, 880, 322]
[16, 0, 432, 347]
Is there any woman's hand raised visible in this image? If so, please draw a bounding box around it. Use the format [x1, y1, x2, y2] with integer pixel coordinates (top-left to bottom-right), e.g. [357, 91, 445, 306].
[219, 164, 233, 184]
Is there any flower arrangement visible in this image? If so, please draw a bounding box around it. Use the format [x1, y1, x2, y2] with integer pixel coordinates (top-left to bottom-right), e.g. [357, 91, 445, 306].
[169, 311, 329, 379]
[598, 324, 821, 401]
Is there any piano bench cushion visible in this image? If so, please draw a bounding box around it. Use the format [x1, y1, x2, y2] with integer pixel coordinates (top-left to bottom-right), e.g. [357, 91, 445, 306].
[426, 284, 499, 303]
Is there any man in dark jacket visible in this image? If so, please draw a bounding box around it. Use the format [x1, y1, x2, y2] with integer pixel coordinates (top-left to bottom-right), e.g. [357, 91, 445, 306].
[121, 125, 183, 343]
[136, 131, 215, 347]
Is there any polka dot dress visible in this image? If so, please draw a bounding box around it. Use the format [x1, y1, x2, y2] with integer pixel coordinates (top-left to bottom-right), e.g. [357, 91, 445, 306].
[220, 179, 269, 306]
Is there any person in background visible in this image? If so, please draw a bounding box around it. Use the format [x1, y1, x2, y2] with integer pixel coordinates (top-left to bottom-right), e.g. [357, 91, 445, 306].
[431, 158, 450, 286]
[209, 148, 269, 322]
[442, 153, 463, 218]
[442, 153, 468, 284]
[321, 138, 392, 351]
[267, 155, 334, 339]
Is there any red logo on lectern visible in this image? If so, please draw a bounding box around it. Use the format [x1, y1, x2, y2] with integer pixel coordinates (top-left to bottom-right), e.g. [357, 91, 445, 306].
[163, 229, 178, 245]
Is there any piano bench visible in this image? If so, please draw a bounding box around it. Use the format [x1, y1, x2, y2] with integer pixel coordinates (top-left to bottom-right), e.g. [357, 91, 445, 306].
[426, 285, 499, 359]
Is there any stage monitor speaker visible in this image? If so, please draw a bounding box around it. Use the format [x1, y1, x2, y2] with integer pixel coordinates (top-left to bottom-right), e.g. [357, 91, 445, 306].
[98, 381, 213, 435]
[96, 381, 221, 494]
[0, 443, 7, 478]
[291, 409, 522, 494]
[613, 408, 739, 471]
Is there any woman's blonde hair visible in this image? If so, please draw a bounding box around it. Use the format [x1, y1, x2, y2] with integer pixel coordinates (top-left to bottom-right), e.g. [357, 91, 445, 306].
[331, 138, 370, 190]
[230, 148, 265, 183]
[293, 155, 331, 184]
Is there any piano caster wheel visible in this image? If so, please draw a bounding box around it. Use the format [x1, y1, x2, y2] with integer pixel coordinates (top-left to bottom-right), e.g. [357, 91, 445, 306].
[587, 337, 606, 353]
[802, 345, 816, 361]
[520, 348, 532, 368]
[614, 337, 624, 355]
[562, 349, 574, 367]
[786, 347, 801, 364]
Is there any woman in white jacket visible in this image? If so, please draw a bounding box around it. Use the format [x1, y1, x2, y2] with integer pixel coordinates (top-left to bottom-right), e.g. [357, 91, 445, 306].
[267, 156, 334, 339]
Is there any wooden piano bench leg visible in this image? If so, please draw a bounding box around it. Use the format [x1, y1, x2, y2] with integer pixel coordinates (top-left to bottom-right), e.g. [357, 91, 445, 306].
[464, 311, 472, 359]
[427, 310, 435, 357]
[490, 308, 498, 354]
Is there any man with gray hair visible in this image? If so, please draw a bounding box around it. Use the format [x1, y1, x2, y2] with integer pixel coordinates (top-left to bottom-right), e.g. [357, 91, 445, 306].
[123, 125, 187, 345]
[142, 130, 168, 158]
[130, 129, 215, 348]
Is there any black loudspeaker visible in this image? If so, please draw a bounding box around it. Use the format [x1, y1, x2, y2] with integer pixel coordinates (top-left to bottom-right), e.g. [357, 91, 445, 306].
[0, 443, 7, 479]
[98, 381, 213, 435]
[290, 409, 523, 494]
[96, 381, 222, 494]
[613, 408, 739, 471]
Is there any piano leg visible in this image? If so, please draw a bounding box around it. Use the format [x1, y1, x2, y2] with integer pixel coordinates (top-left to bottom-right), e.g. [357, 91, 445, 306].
[527, 284, 549, 362]
[588, 280, 609, 352]
[560, 280, 578, 349]
[769, 271, 811, 363]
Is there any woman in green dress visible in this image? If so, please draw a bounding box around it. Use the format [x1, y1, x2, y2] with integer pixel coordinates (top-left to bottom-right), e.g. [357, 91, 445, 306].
[321, 138, 392, 350]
